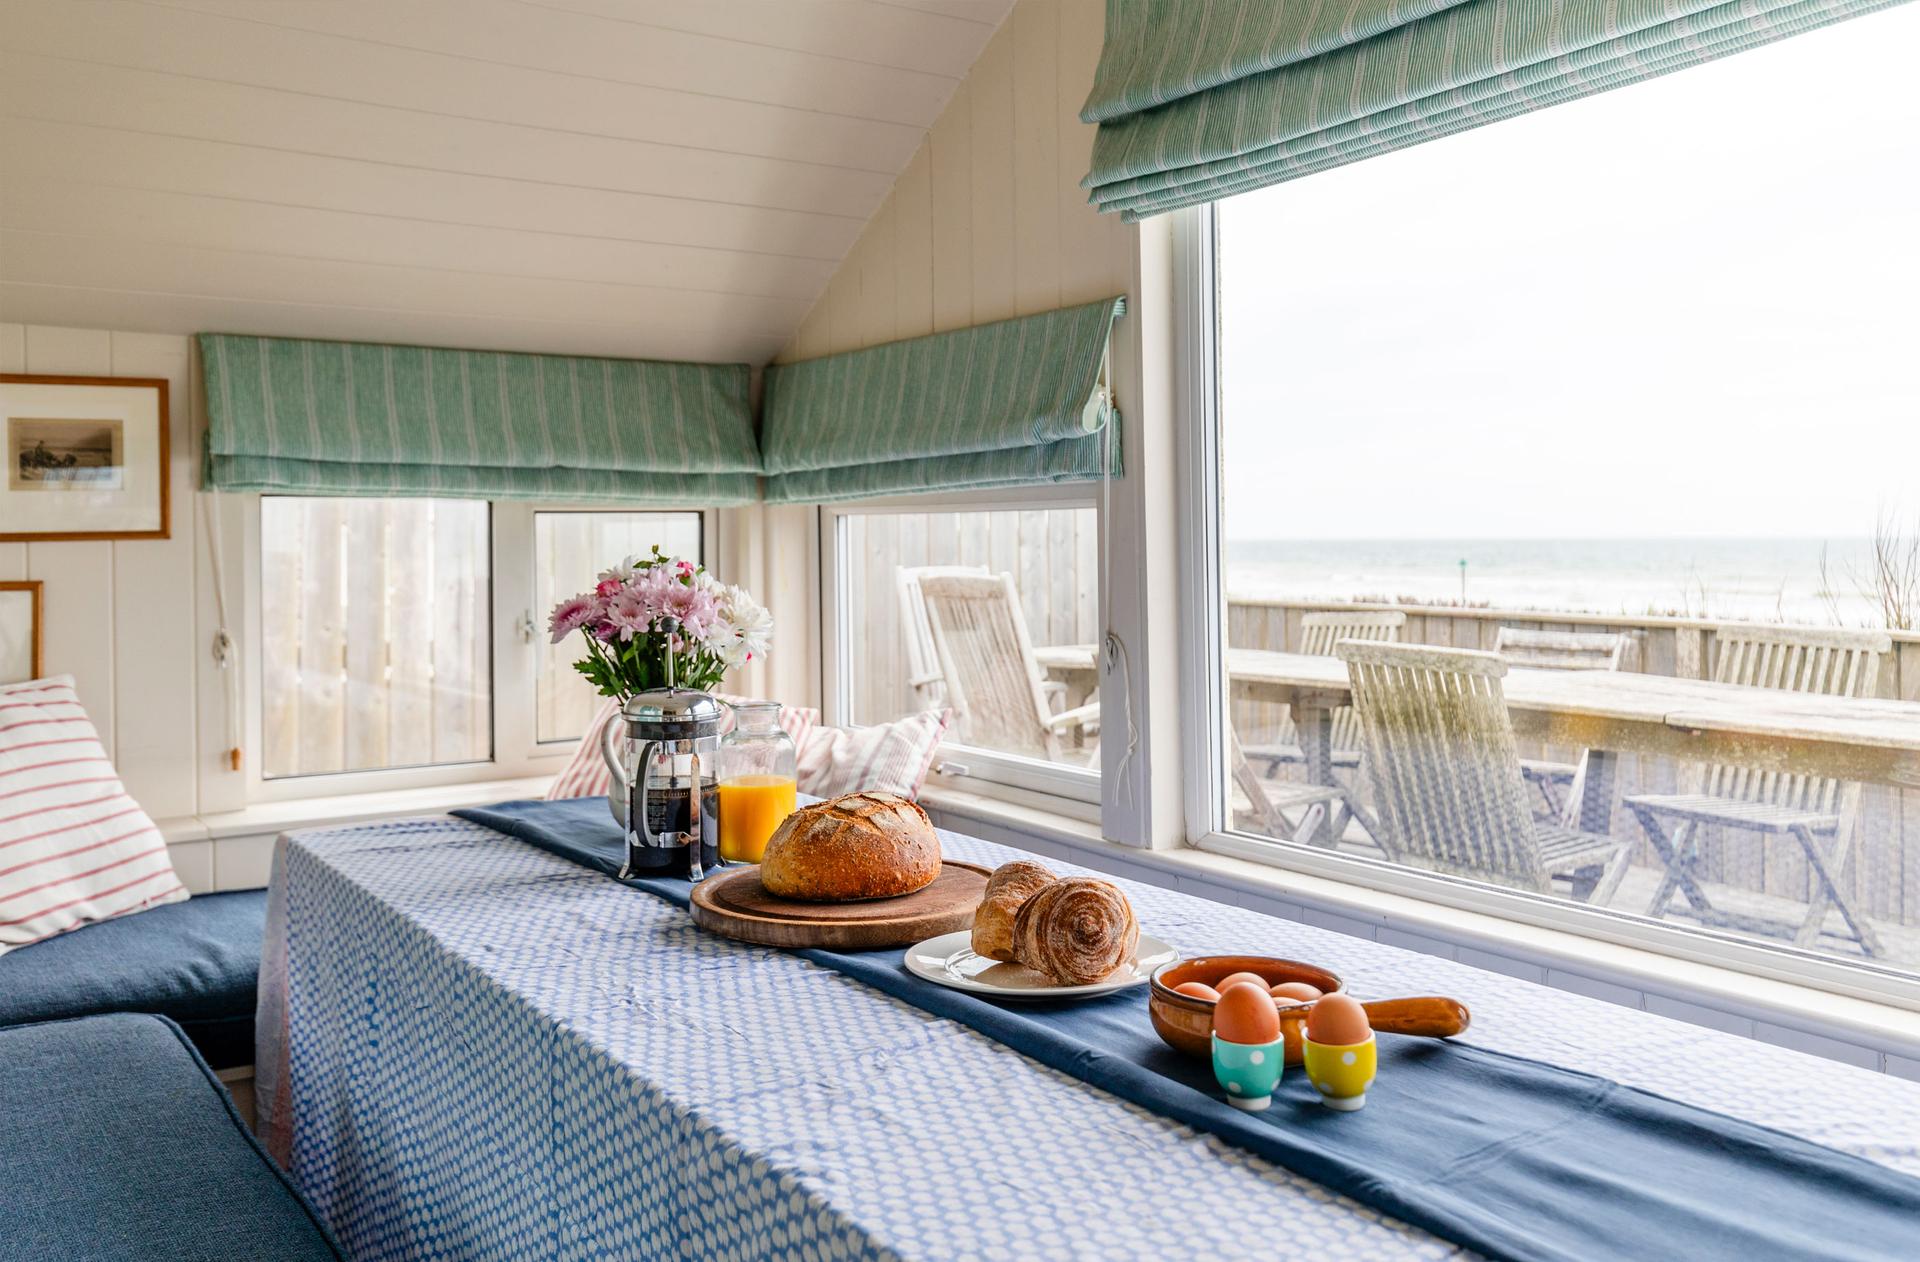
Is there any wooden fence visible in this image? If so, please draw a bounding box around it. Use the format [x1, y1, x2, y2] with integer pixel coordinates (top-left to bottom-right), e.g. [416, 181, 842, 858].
[261, 498, 492, 778]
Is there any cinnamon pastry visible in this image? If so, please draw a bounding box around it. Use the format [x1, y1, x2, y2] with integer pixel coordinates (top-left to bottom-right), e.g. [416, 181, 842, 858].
[1012, 877, 1140, 985]
[970, 861, 1056, 962]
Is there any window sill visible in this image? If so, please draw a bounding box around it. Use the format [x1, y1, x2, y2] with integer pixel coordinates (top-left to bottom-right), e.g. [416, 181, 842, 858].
[917, 790, 1920, 1074]
[157, 775, 557, 891]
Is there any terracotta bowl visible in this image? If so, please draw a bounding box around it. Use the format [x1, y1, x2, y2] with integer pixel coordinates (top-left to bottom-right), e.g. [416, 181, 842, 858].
[1149, 954, 1345, 1065]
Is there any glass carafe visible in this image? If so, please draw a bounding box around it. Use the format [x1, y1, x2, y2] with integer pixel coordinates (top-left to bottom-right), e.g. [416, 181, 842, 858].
[601, 686, 725, 881]
[715, 702, 799, 864]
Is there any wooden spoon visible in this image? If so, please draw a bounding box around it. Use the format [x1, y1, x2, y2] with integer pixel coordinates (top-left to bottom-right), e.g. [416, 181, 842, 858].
[1278, 995, 1471, 1039]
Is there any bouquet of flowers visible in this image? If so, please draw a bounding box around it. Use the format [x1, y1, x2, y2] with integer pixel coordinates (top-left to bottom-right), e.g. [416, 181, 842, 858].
[548, 547, 772, 698]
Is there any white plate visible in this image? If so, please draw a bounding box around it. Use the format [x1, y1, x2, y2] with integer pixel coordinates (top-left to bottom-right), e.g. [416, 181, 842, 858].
[902, 931, 1179, 1002]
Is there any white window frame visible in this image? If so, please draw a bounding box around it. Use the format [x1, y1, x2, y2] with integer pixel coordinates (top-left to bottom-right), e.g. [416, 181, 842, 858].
[1172, 203, 1920, 1011]
[241, 495, 718, 803]
[817, 486, 1102, 815]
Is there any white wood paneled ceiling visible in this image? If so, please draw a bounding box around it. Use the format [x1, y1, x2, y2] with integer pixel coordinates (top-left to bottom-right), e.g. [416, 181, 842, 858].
[0, 0, 1015, 364]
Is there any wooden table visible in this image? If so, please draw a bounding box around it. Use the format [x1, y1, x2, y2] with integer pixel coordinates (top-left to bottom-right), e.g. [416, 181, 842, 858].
[1033, 645, 1920, 841]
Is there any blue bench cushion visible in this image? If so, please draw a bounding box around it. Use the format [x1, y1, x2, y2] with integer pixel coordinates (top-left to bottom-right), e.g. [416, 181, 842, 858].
[0, 890, 264, 1070]
[0, 1013, 343, 1261]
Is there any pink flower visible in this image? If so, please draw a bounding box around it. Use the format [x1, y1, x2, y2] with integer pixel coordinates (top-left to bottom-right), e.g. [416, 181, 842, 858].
[605, 589, 655, 641]
[547, 594, 596, 644]
[663, 580, 719, 641]
[595, 579, 621, 599]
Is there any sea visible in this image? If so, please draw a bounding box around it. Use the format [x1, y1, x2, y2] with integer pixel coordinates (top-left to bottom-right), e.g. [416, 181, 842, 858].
[1224, 537, 1897, 627]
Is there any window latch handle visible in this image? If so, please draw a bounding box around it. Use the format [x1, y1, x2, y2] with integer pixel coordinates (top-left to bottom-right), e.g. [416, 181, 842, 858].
[518, 610, 537, 644]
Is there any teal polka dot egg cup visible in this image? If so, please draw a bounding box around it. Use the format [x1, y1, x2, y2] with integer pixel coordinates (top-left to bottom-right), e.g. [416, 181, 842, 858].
[1211, 1031, 1284, 1111]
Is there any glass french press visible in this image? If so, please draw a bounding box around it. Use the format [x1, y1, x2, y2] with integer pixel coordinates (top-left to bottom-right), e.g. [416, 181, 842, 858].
[598, 619, 724, 881]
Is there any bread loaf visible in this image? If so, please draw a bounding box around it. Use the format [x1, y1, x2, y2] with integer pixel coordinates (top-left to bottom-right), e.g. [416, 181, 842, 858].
[970, 861, 1056, 962]
[759, 791, 941, 902]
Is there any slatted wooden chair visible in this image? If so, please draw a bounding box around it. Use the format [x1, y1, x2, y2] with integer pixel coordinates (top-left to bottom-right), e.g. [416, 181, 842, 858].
[919, 572, 1098, 764]
[896, 565, 989, 709]
[1242, 609, 1405, 775]
[1235, 610, 1403, 845]
[1493, 626, 1630, 822]
[1623, 625, 1891, 957]
[1228, 728, 1347, 842]
[1335, 640, 1632, 900]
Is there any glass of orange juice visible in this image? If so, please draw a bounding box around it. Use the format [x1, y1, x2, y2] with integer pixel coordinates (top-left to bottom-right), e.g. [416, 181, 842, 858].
[715, 702, 798, 864]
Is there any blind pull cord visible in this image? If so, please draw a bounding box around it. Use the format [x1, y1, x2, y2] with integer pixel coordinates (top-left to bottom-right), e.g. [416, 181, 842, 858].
[1096, 338, 1138, 812]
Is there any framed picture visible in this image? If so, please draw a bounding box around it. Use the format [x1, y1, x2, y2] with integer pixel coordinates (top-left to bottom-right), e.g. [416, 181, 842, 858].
[0, 375, 169, 541]
[0, 582, 44, 684]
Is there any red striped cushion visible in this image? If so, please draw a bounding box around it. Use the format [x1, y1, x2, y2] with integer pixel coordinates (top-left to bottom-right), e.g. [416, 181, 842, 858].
[0, 676, 182, 955]
[548, 695, 823, 801]
[794, 709, 950, 800]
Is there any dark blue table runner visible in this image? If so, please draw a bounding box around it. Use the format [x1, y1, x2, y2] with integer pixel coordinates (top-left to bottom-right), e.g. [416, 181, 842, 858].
[456, 798, 1920, 1262]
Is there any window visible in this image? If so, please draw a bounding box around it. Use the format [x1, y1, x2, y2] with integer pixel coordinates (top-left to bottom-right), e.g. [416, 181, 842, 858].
[258, 499, 712, 789]
[1194, 8, 1920, 990]
[827, 502, 1100, 798]
[259, 497, 492, 779]
[533, 510, 703, 744]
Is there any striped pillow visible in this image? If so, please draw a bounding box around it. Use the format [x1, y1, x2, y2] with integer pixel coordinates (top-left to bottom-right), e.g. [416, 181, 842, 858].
[548, 695, 823, 801]
[0, 676, 183, 955]
[795, 710, 951, 800]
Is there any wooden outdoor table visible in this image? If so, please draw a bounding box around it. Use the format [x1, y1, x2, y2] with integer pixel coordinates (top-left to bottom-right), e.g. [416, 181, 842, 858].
[1032, 644, 1920, 844]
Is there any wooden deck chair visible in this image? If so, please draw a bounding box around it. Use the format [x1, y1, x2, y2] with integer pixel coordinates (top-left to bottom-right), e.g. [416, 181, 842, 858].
[919, 572, 1098, 764]
[896, 566, 989, 709]
[1623, 625, 1891, 957]
[1493, 627, 1629, 822]
[1335, 640, 1632, 901]
[1229, 728, 1347, 843]
[1242, 610, 1405, 776]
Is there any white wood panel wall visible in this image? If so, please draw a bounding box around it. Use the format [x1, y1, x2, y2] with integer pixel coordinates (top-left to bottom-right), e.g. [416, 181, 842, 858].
[777, 0, 1128, 360]
[0, 322, 225, 887]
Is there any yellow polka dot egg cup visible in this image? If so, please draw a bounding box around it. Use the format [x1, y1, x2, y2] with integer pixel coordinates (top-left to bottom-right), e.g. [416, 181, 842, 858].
[1211, 1031, 1284, 1111]
[1302, 1034, 1377, 1111]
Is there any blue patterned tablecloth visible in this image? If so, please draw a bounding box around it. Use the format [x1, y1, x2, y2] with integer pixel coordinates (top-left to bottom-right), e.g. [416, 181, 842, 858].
[258, 815, 1920, 1261]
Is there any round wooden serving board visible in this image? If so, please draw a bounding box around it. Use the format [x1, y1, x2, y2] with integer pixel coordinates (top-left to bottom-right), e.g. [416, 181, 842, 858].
[690, 860, 993, 950]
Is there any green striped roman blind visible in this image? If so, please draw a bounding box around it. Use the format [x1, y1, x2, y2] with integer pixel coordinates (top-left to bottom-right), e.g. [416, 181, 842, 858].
[199, 334, 761, 504]
[1083, 0, 1908, 220]
[759, 297, 1127, 505]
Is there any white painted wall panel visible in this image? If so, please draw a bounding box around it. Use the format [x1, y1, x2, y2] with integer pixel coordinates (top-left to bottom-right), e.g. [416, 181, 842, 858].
[781, 0, 1129, 363]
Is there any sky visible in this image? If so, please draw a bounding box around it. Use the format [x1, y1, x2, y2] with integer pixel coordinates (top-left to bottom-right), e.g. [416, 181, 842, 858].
[1217, 3, 1920, 543]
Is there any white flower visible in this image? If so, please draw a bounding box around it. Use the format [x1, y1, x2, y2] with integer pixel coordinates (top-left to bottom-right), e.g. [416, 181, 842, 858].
[711, 585, 773, 669]
[596, 554, 641, 586]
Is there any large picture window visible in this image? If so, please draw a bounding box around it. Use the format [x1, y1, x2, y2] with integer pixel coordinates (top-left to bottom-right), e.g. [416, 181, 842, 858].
[1197, 8, 1920, 986]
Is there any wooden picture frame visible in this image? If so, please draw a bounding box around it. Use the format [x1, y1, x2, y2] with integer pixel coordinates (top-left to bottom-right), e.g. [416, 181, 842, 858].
[0, 374, 170, 541]
[0, 581, 45, 684]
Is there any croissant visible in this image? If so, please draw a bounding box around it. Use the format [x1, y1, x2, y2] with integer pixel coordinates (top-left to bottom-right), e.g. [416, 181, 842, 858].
[1012, 877, 1140, 985]
[970, 861, 1056, 962]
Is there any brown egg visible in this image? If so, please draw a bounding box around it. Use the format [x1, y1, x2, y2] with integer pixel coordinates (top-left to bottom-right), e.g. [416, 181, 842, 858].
[1214, 970, 1271, 994]
[1305, 992, 1372, 1045]
[1173, 981, 1221, 1002]
[1213, 981, 1281, 1045]
[1270, 981, 1324, 1003]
